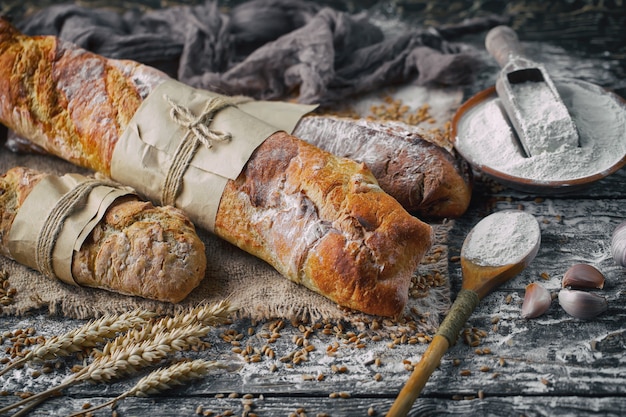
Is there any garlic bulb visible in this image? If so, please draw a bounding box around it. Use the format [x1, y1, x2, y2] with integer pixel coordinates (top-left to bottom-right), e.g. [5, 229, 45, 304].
[562, 264, 605, 289]
[611, 221, 626, 267]
[558, 288, 607, 319]
[521, 282, 551, 319]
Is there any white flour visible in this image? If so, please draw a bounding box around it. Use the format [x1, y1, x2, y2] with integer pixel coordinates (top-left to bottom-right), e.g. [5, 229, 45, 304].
[462, 211, 540, 267]
[455, 79, 626, 181]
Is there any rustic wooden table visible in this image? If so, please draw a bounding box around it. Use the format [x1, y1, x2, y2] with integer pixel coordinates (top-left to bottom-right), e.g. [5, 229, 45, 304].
[1, 1, 626, 416]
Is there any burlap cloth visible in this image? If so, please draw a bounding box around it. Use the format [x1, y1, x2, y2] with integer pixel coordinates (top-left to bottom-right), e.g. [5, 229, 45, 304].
[0, 144, 451, 332]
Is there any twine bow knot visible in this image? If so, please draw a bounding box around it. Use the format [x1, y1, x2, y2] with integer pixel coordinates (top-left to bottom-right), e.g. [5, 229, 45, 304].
[163, 94, 232, 148]
[160, 94, 234, 206]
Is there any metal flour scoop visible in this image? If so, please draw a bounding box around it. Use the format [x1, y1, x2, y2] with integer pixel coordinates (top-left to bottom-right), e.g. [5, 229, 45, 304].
[485, 25, 579, 157]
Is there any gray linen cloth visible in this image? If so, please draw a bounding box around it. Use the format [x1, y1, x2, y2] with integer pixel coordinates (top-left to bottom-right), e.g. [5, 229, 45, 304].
[17, 0, 498, 105]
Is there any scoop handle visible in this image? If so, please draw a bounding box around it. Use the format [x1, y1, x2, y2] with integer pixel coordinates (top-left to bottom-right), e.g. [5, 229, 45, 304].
[386, 335, 449, 416]
[387, 290, 480, 417]
[485, 25, 524, 68]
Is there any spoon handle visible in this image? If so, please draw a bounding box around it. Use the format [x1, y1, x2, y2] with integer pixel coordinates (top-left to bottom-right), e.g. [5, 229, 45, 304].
[387, 289, 480, 417]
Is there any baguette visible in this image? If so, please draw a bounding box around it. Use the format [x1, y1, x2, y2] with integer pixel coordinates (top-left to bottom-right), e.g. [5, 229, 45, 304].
[293, 115, 472, 218]
[0, 19, 432, 316]
[0, 166, 207, 303]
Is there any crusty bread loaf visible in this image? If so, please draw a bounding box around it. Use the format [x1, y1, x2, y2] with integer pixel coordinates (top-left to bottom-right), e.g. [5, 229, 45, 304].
[215, 131, 432, 315]
[0, 19, 432, 316]
[293, 116, 472, 218]
[0, 20, 167, 174]
[0, 166, 207, 303]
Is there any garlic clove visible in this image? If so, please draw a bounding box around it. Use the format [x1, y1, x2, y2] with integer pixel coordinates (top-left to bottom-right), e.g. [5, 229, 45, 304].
[558, 288, 608, 320]
[612, 220, 626, 267]
[521, 282, 551, 319]
[562, 264, 605, 290]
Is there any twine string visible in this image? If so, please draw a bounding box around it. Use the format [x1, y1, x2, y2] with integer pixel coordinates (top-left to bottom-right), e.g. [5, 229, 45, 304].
[35, 179, 111, 283]
[161, 94, 233, 206]
[435, 288, 480, 346]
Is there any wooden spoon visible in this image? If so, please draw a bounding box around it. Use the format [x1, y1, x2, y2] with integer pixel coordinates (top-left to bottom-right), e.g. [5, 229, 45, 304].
[387, 210, 541, 417]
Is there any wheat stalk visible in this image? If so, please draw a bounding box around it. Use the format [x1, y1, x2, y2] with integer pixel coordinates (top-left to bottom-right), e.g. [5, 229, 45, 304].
[67, 359, 225, 417]
[0, 309, 155, 377]
[2, 324, 209, 415]
[77, 322, 210, 384]
[94, 300, 235, 357]
[77, 301, 236, 384]
[0, 300, 236, 415]
[126, 359, 222, 397]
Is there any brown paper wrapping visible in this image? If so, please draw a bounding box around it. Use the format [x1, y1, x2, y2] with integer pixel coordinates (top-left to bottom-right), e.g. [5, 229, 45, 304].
[111, 79, 317, 232]
[7, 174, 135, 285]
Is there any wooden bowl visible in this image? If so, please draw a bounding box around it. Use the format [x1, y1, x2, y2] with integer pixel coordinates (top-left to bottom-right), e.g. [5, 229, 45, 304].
[451, 79, 626, 194]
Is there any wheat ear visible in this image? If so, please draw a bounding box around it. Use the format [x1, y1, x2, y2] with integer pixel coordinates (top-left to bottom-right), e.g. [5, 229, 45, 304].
[179, 299, 236, 326]
[67, 359, 225, 417]
[0, 301, 235, 415]
[93, 300, 235, 357]
[0, 309, 154, 377]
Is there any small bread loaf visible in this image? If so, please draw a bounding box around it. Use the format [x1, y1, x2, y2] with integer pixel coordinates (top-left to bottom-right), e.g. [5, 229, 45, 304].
[0, 19, 432, 316]
[0, 166, 207, 303]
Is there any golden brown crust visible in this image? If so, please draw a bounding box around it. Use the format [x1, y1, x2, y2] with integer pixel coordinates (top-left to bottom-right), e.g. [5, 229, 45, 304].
[0, 167, 206, 303]
[215, 133, 432, 316]
[0, 19, 432, 315]
[0, 18, 162, 174]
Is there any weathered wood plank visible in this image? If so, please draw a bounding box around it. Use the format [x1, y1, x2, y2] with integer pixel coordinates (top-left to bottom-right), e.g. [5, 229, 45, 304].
[3, 393, 626, 417]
